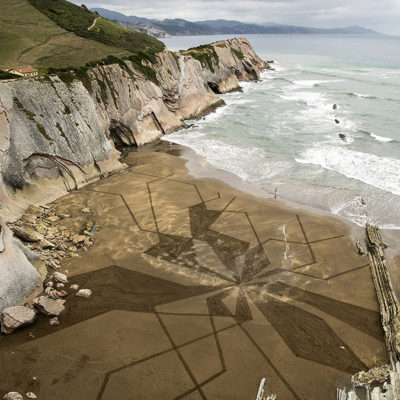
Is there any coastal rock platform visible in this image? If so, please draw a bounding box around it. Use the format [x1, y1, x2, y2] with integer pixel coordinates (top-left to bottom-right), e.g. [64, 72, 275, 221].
[0, 144, 387, 399]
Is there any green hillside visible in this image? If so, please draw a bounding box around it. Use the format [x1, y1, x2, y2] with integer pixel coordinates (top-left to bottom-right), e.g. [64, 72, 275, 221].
[0, 0, 165, 70]
[27, 0, 164, 54]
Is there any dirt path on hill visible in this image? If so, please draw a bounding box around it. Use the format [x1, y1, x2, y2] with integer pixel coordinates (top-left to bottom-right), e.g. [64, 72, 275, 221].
[88, 17, 100, 31]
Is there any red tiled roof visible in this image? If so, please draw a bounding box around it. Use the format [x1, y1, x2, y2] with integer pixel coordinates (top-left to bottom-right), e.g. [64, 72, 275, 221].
[13, 67, 38, 73]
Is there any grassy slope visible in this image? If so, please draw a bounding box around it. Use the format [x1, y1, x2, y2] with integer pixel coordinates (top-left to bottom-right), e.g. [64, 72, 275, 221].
[0, 0, 164, 69]
[0, 0, 130, 68]
[27, 0, 164, 54]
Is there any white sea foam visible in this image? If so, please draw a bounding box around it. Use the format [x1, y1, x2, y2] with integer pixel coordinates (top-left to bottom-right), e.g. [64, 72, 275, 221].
[296, 146, 400, 196]
[370, 132, 395, 142]
[164, 132, 291, 182]
[292, 79, 341, 87]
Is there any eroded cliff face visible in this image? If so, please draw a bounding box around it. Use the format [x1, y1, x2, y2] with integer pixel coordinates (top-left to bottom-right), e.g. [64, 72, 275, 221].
[0, 37, 268, 221]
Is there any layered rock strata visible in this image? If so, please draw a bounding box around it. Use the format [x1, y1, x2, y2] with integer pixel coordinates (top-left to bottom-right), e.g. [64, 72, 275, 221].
[0, 37, 268, 221]
[0, 37, 268, 312]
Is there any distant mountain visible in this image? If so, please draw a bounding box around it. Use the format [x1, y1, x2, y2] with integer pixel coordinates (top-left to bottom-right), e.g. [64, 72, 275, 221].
[91, 8, 380, 38]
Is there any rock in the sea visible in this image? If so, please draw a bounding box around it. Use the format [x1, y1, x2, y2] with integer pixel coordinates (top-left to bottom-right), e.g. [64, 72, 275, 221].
[49, 317, 59, 326]
[26, 393, 37, 399]
[53, 272, 67, 284]
[1, 306, 36, 334]
[76, 289, 92, 298]
[33, 296, 65, 317]
[3, 393, 23, 400]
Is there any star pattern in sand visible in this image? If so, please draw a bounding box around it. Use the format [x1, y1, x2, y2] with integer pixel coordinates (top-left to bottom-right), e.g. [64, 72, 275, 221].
[0, 163, 386, 400]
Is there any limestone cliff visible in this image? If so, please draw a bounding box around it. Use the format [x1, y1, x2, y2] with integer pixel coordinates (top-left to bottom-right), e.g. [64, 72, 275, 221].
[0, 37, 268, 221]
[0, 37, 268, 311]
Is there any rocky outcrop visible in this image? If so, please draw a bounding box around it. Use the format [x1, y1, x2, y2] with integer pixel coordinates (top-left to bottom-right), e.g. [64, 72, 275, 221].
[0, 37, 267, 314]
[0, 37, 268, 221]
[0, 305, 36, 334]
[0, 219, 41, 312]
[337, 226, 400, 400]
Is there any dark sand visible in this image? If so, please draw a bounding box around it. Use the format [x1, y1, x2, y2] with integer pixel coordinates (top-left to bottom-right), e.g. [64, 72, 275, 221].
[0, 143, 388, 399]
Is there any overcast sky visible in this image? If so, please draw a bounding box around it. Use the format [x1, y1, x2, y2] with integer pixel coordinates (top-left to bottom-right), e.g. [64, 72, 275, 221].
[72, 0, 400, 35]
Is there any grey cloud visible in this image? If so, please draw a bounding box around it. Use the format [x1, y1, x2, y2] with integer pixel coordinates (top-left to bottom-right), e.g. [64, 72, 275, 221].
[70, 0, 400, 34]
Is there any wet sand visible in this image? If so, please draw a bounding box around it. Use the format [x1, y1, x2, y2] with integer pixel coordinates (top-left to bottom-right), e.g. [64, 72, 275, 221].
[0, 142, 388, 399]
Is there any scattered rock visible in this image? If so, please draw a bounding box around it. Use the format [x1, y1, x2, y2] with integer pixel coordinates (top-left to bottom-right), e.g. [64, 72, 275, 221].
[10, 225, 40, 243]
[333, 104, 337, 110]
[28, 332, 35, 339]
[48, 289, 67, 300]
[72, 235, 86, 244]
[335, 118, 340, 124]
[82, 208, 90, 213]
[3, 393, 23, 400]
[76, 289, 92, 298]
[59, 213, 70, 219]
[56, 283, 65, 288]
[1, 306, 36, 334]
[86, 220, 96, 232]
[339, 133, 346, 141]
[356, 240, 365, 255]
[46, 260, 60, 270]
[40, 237, 55, 248]
[53, 272, 68, 284]
[26, 393, 37, 399]
[33, 296, 65, 317]
[49, 317, 60, 326]
[354, 364, 390, 385]
[70, 284, 79, 290]
[45, 281, 54, 287]
[46, 215, 60, 223]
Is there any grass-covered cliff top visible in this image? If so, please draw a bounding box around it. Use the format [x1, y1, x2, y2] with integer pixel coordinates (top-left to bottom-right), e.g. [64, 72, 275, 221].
[27, 0, 164, 54]
[0, 0, 165, 70]
[183, 44, 220, 73]
[182, 42, 245, 73]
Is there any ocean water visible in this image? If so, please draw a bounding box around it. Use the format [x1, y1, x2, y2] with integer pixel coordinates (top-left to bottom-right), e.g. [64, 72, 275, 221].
[162, 34, 400, 229]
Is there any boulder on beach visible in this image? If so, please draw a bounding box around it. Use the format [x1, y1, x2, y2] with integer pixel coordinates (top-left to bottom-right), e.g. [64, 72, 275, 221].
[33, 296, 65, 317]
[53, 272, 68, 284]
[76, 289, 92, 298]
[0, 220, 41, 313]
[1, 306, 36, 334]
[3, 393, 23, 400]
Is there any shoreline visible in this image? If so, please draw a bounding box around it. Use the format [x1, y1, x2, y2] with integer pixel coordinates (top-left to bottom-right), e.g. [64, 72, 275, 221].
[0, 142, 392, 398]
[157, 138, 400, 259]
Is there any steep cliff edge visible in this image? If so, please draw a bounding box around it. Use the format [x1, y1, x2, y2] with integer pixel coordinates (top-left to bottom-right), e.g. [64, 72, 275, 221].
[0, 37, 268, 310]
[0, 37, 268, 221]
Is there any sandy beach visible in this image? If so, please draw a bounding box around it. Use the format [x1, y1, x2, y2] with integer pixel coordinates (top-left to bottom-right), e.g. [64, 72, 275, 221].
[0, 141, 390, 399]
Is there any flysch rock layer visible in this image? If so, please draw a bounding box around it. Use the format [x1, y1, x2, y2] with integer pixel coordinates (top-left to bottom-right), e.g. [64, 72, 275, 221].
[0, 220, 41, 312]
[0, 38, 268, 312]
[0, 38, 268, 222]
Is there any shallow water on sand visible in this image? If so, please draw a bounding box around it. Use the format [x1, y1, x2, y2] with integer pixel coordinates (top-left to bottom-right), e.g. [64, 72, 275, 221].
[163, 34, 400, 230]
